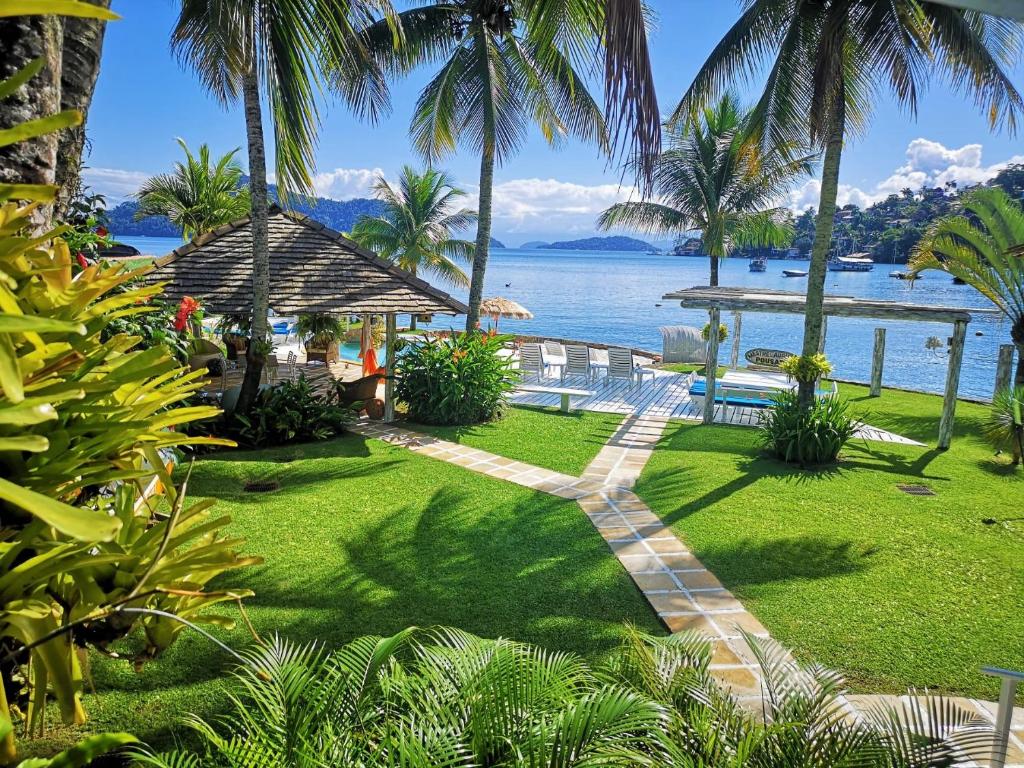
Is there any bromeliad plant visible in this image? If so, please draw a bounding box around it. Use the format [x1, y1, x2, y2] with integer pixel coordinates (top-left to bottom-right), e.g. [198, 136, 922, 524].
[396, 331, 517, 425]
[234, 376, 355, 448]
[983, 386, 1024, 467]
[759, 390, 860, 466]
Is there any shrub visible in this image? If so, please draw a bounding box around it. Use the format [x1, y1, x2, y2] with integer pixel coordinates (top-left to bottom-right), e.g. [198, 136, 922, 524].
[759, 390, 860, 466]
[234, 376, 355, 447]
[701, 322, 729, 343]
[296, 312, 344, 347]
[396, 331, 517, 425]
[780, 352, 833, 383]
[983, 386, 1024, 466]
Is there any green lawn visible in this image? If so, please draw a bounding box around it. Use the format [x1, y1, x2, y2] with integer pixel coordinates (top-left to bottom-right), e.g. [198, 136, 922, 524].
[407, 405, 623, 475]
[633, 383, 1023, 702]
[56, 431, 659, 753]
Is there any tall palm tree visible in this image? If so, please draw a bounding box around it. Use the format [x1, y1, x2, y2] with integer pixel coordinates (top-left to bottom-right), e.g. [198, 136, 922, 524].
[598, 94, 815, 286]
[364, 1, 637, 331]
[135, 139, 251, 240]
[352, 166, 475, 328]
[171, 0, 393, 413]
[676, 0, 1024, 405]
[910, 187, 1024, 386]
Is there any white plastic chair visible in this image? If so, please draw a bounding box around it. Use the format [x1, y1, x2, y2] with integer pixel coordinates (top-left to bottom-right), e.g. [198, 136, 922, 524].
[284, 351, 298, 381]
[562, 345, 593, 382]
[605, 347, 654, 388]
[519, 344, 546, 380]
[265, 354, 280, 384]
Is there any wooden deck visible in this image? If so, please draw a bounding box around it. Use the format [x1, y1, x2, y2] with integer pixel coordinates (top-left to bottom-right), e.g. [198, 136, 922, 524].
[509, 368, 924, 446]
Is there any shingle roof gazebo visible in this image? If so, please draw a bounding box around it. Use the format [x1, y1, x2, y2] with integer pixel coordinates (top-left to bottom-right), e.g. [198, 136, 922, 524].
[148, 206, 469, 421]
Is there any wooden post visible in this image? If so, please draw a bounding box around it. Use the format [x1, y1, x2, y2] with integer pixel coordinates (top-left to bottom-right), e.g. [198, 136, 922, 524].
[817, 315, 828, 355]
[869, 328, 886, 397]
[994, 344, 1014, 398]
[938, 319, 967, 450]
[730, 311, 742, 369]
[384, 313, 397, 423]
[703, 307, 721, 425]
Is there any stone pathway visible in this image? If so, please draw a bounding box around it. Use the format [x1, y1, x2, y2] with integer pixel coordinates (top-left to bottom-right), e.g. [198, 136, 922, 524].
[351, 415, 1022, 764]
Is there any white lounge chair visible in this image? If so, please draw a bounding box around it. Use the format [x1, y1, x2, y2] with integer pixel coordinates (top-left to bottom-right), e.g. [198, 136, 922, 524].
[562, 344, 594, 382]
[519, 343, 547, 380]
[606, 347, 655, 388]
[543, 340, 566, 375]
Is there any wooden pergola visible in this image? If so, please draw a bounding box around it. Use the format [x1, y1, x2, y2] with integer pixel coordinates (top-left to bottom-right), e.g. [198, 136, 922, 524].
[663, 286, 994, 448]
[148, 207, 469, 422]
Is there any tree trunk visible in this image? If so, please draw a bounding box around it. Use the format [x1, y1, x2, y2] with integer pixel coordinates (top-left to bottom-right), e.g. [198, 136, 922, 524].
[236, 68, 270, 415]
[709, 254, 719, 287]
[798, 112, 845, 407]
[1016, 344, 1024, 388]
[54, 0, 112, 221]
[465, 138, 495, 333]
[0, 13, 62, 230]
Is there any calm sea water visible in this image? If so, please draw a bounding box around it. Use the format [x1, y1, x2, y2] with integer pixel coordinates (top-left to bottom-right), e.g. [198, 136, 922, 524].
[117, 236, 1009, 400]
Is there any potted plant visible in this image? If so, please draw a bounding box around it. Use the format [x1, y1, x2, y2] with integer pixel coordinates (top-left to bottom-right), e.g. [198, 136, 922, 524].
[298, 313, 344, 364]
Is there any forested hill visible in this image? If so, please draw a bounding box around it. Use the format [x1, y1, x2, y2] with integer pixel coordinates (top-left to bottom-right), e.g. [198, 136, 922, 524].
[541, 235, 653, 252]
[107, 186, 385, 238]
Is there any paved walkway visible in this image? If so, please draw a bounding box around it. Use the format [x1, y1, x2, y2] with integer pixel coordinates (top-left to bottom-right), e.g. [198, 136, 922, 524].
[351, 416, 1022, 764]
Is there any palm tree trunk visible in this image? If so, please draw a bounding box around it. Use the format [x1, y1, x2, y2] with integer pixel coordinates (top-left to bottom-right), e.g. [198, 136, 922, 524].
[466, 138, 495, 333]
[237, 68, 270, 415]
[798, 114, 845, 407]
[709, 254, 719, 287]
[1015, 344, 1024, 388]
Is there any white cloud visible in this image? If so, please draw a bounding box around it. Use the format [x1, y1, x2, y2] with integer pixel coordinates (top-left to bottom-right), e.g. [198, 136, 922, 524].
[311, 167, 385, 200]
[479, 177, 637, 235]
[81, 167, 150, 201]
[787, 138, 1024, 211]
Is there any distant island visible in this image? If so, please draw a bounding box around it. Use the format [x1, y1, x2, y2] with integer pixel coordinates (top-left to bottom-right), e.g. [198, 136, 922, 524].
[490, 237, 506, 249]
[520, 240, 550, 249]
[540, 235, 654, 252]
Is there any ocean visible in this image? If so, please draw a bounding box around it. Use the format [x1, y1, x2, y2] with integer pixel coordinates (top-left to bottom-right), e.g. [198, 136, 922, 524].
[117, 236, 1010, 400]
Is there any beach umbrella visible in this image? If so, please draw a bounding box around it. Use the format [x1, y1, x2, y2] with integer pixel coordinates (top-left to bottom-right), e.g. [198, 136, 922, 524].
[479, 297, 533, 332]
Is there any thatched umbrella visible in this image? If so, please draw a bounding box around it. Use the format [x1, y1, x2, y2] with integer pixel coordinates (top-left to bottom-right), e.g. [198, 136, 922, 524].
[480, 296, 533, 332]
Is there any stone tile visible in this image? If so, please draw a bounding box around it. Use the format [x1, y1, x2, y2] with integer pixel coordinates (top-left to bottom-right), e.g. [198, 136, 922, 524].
[609, 540, 652, 556]
[635, 524, 674, 539]
[710, 641, 743, 666]
[674, 570, 724, 590]
[694, 590, 745, 612]
[647, 592, 699, 614]
[658, 552, 705, 571]
[664, 613, 722, 636]
[630, 572, 679, 592]
[645, 537, 688, 555]
[589, 513, 628, 528]
[713, 666, 761, 692]
[621, 512, 662, 527]
[597, 526, 636, 541]
[619, 555, 664, 573]
[718, 611, 770, 638]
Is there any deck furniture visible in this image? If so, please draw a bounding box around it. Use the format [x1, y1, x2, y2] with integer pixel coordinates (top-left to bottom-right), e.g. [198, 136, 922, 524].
[335, 373, 383, 407]
[187, 338, 223, 374]
[606, 347, 655, 388]
[265, 354, 280, 384]
[284, 351, 298, 380]
[543, 340, 566, 375]
[519, 343, 547, 380]
[516, 383, 593, 413]
[562, 345, 594, 382]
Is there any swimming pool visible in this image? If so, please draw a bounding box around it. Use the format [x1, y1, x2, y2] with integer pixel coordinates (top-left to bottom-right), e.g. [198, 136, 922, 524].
[338, 341, 385, 363]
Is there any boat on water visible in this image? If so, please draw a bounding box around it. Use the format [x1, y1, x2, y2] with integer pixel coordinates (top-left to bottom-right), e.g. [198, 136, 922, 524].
[828, 253, 875, 272]
[749, 257, 767, 272]
[782, 268, 808, 277]
[889, 270, 916, 279]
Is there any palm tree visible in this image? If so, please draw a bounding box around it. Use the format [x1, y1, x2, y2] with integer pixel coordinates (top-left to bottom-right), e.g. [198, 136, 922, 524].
[676, 0, 1024, 405]
[364, 1, 631, 332]
[910, 187, 1024, 386]
[171, 0, 392, 413]
[352, 166, 475, 329]
[135, 139, 251, 240]
[598, 94, 815, 287]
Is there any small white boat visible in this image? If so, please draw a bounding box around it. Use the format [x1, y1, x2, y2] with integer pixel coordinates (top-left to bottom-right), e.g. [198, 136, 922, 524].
[749, 257, 767, 272]
[782, 268, 807, 277]
[828, 253, 874, 272]
[889, 270, 915, 279]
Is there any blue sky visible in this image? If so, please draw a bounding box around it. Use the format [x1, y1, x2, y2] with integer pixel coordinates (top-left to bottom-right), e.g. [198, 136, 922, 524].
[86, 0, 1024, 245]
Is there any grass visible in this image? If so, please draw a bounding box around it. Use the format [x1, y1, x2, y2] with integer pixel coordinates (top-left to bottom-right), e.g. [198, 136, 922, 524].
[52, 431, 660, 753]
[633, 383, 1023, 702]
[407, 405, 624, 475]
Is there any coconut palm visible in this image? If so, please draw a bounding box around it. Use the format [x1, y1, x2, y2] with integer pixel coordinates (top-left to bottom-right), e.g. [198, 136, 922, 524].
[676, 0, 1024, 405]
[352, 166, 475, 330]
[598, 94, 815, 286]
[910, 187, 1024, 388]
[134, 139, 251, 239]
[171, 0, 393, 413]
[364, 0, 653, 331]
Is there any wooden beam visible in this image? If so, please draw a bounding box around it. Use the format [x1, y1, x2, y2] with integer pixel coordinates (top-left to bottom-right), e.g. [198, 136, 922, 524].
[384, 313, 397, 423]
[703, 307, 721, 425]
[730, 312, 742, 368]
[994, 344, 1015, 397]
[870, 328, 886, 397]
[938, 319, 967, 449]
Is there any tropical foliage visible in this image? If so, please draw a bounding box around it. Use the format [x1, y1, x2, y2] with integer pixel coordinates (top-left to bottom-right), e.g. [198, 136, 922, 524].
[296, 312, 345, 348]
[780, 353, 833, 384]
[234, 376, 355, 448]
[910, 187, 1024, 385]
[351, 165, 475, 290]
[0, 720, 134, 768]
[134, 139, 251, 239]
[599, 94, 813, 285]
[397, 332, 516, 425]
[760, 391, 859, 466]
[133, 625, 994, 767]
[983, 386, 1024, 467]
[678, 0, 1024, 403]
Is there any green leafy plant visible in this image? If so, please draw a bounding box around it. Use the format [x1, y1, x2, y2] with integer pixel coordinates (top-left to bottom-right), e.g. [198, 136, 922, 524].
[234, 376, 355, 448]
[701, 322, 729, 343]
[296, 313, 344, 348]
[781, 352, 833, 384]
[759, 390, 860, 466]
[983, 386, 1024, 467]
[0, 719, 134, 768]
[396, 332, 517, 425]
[133, 626, 995, 767]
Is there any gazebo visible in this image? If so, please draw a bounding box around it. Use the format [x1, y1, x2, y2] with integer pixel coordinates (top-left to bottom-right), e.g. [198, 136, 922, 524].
[148, 206, 469, 422]
[663, 286, 995, 448]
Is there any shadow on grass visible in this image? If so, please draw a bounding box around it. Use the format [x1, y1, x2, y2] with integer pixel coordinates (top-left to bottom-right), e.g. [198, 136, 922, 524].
[701, 536, 872, 588]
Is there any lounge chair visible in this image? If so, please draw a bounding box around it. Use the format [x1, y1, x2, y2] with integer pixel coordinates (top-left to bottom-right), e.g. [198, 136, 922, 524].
[335, 373, 382, 406]
[543, 340, 566, 375]
[605, 347, 655, 388]
[284, 351, 298, 380]
[519, 343, 547, 380]
[562, 344, 593, 382]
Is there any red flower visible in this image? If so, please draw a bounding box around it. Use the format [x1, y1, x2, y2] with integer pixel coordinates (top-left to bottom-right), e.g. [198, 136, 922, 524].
[95, 226, 108, 238]
[76, 252, 89, 269]
[174, 296, 202, 332]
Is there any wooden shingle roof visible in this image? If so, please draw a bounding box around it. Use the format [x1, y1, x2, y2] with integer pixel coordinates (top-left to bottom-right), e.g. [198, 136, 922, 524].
[147, 207, 469, 316]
